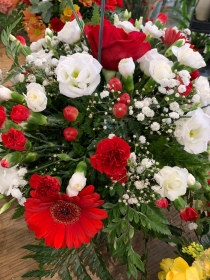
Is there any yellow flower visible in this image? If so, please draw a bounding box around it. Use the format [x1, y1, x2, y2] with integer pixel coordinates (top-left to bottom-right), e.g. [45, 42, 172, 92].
[167, 257, 200, 280]
[63, 4, 80, 17]
[158, 257, 201, 280]
[160, 258, 174, 273]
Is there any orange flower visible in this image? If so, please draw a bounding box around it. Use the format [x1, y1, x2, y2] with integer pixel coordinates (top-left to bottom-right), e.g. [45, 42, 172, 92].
[22, 8, 41, 27]
[25, 22, 46, 42]
[79, 0, 93, 7]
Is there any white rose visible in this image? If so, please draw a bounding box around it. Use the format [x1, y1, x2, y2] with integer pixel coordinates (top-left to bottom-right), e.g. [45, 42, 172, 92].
[174, 108, 210, 154]
[25, 83, 47, 112]
[149, 60, 175, 84]
[141, 21, 162, 38]
[172, 43, 206, 69]
[55, 53, 102, 98]
[138, 49, 172, 77]
[0, 86, 12, 100]
[115, 21, 137, 33]
[154, 166, 189, 201]
[118, 58, 135, 78]
[57, 19, 81, 45]
[66, 172, 87, 197]
[195, 76, 210, 106]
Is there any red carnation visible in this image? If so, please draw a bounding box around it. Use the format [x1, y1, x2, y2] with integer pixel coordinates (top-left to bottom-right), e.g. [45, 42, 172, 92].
[24, 185, 108, 249]
[10, 104, 30, 124]
[2, 127, 27, 151]
[16, 36, 26, 46]
[84, 19, 151, 70]
[162, 28, 186, 46]
[156, 13, 168, 24]
[90, 136, 130, 183]
[180, 206, 199, 221]
[50, 17, 65, 32]
[0, 106, 6, 128]
[190, 70, 200, 81]
[29, 174, 61, 200]
[156, 198, 168, 208]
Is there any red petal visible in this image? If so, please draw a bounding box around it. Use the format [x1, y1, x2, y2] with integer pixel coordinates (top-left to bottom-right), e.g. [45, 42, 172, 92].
[29, 174, 42, 189]
[54, 224, 66, 249]
[74, 222, 90, 244]
[82, 208, 108, 220]
[79, 185, 94, 197]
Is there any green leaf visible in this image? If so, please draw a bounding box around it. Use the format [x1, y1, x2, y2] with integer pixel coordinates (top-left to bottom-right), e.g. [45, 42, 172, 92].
[90, 4, 100, 25]
[12, 204, 24, 219]
[130, 251, 145, 272]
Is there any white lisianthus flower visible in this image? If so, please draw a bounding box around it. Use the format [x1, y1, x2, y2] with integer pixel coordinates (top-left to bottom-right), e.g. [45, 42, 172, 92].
[141, 21, 162, 38]
[172, 43, 206, 69]
[138, 49, 171, 77]
[194, 76, 210, 106]
[25, 83, 47, 112]
[30, 38, 46, 52]
[174, 108, 210, 154]
[115, 21, 137, 33]
[154, 166, 189, 201]
[55, 53, 102, 98]
[118, 58, 135, 78]
[57, 19, 81, 45]
[66, 172, 87, 197]
[149, 60, 175, 84]
[0, 86, 12, 100]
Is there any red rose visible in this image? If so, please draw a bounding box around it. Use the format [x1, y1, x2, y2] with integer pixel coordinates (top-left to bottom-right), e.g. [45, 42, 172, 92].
[50, 17, 65, 32]
[84, 20, 151, 70]
[90, 136, 130, 183]
[2, 127, 27, 151]
[180, 206, 199, 221]
[0, 106, 6, 128]
[29, 173, 61, 200]
[156, 198, 168, 208]
[94, 0, 122, 11]
[63, 127, 78, 141]
[10, 104, 30, 124]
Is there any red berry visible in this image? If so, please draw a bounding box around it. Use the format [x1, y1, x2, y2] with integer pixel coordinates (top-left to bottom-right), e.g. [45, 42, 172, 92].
[63, 106, 79, 122]
[108, 78, 122, 92]
[63, 127, 78, 141]
[112, 103, 128, 118]
[119, 93, 131, 105]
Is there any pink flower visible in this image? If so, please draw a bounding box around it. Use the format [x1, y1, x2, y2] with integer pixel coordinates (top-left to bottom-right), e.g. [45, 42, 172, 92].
[0, 0, 13, 14]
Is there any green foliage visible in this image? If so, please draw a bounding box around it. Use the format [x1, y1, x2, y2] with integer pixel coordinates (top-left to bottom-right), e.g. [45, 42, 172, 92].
[22, 241, 114, 280]
[12, 204, 25, 219]
[90, 4, 100, 25]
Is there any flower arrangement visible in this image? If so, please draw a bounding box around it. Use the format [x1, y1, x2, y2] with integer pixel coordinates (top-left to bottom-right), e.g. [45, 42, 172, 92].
[158, 242, 210, 280]
[1, 1, 210, 279]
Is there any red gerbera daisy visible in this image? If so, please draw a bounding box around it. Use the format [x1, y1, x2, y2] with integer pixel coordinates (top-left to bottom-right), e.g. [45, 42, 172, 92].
[24, 185, 108, 249]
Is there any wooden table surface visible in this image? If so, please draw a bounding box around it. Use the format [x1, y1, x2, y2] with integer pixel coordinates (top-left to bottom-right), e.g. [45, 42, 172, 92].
[0, 41, 197, 280]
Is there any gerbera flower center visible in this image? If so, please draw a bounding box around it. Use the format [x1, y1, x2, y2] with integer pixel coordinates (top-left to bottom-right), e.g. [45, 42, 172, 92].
[50, 201, 81, 225]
